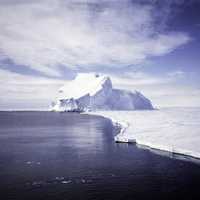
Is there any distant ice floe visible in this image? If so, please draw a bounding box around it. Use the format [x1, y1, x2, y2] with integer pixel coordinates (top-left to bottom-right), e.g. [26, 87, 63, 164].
[26, 161, 41, 165]
[25, 176, 101, 188]
[89, 107, 200, 159]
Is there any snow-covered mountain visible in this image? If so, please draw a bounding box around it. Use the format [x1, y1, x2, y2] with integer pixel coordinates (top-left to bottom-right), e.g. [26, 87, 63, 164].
[50, 73, 154, 112]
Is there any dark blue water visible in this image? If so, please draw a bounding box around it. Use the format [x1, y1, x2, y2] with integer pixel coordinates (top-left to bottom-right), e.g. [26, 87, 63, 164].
[0, 111, 200, 200]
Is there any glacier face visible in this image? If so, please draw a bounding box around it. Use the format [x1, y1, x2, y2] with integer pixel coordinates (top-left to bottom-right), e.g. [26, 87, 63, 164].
[50, 73, 153, 112]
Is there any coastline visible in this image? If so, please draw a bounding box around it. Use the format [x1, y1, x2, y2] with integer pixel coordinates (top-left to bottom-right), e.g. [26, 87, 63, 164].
[1, 109, 200, 160]
[86, 108, 200, 160]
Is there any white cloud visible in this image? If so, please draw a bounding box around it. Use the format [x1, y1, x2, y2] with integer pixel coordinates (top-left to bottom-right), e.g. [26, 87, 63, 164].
[0, 0, 190, 76]
[0, 1, 196, 109]
[109, 70, 184, 88]
[108, 71, 200, 107]
[167, 70, 185, 78]
[0, 68, 67, 110]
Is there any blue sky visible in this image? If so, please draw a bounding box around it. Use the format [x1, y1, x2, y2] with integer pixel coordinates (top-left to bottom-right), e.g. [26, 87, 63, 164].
[0, 0, 199, 109]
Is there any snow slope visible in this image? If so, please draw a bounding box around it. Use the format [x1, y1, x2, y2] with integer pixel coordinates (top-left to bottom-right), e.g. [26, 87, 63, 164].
[51, 73, 153, 112]
[90, 107, 200, 159]
[58, 73, 111, 99]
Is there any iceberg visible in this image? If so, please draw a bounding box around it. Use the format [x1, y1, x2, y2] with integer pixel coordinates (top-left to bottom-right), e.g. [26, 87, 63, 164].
[50, 73, 200, 160]
[50, 73, 154, 112]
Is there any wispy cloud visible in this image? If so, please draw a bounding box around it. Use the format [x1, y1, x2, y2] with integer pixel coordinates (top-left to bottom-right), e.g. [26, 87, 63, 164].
[108, 70, 186, 88]
[0, 0, 190, 76]
[0, 68, 66, 110]
[167, 70, 185, 79]
[109, 70, 200, 107]
[0, 0, 198, 109]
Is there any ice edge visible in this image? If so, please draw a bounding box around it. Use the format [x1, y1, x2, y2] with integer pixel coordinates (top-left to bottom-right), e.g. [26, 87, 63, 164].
[86, 111, 200, 160]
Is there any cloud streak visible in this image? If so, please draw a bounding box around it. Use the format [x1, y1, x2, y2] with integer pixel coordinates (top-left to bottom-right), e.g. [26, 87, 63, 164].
[0, 0, 190, 76]
[0, 68, 66, 110]
[109, 70, 200, 107]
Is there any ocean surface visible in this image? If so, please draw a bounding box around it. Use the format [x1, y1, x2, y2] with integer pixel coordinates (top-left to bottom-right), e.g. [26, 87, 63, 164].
[0, 110, 200, 200]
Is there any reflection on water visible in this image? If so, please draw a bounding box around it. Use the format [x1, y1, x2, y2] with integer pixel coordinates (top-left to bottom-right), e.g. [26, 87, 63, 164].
[0, 111, 200, 200]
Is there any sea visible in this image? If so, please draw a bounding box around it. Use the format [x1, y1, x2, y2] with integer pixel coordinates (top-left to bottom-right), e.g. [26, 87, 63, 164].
[0, 109, 200, 200]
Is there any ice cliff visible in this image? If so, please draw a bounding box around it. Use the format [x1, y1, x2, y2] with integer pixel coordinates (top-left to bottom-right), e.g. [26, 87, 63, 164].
[50, 73, 153, 112]
[91, 108, 200, 160]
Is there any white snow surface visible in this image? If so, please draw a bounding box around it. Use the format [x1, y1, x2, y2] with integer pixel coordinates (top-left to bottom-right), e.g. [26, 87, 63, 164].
[51, 73, 153, 112]
[58, 73, 109, 99]
[89, 107, 200, 159]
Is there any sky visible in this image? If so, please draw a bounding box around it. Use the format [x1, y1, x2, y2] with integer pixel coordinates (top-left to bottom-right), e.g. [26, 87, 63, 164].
[0, 0, 200, 110]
